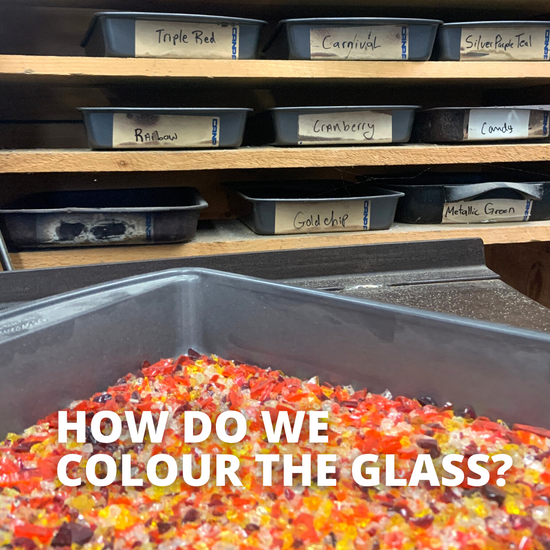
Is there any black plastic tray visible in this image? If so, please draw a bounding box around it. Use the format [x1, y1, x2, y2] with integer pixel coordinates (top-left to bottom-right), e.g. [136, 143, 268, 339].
[412, 106, 550, 143]
[264, 17, 441, 60]
[2, 267, 550, 438]
[0, 187, 208, 249]
[80, 107, 252, 150]
[434, 21, 550, 61]
[379, 172, 550, 223]
[227, 180, 403, 234]
[82, 12, 267, 59]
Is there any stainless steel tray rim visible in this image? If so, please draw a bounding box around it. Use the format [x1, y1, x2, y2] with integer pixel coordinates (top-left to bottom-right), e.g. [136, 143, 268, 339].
[421, 106, 550, 112]
[277, 17, 444, 26]
[78, 107, 254, 113]
[269, 106, 421, 112]
[2, 267, 550, 346]
[232, 187, 405, 203]
[441, 21, 550, 28]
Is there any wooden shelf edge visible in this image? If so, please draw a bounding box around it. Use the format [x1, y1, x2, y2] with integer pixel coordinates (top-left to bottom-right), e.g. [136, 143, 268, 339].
[1, 56, 550, 83]
[2, 143, 550, 173]
[10, 220, 550, 271]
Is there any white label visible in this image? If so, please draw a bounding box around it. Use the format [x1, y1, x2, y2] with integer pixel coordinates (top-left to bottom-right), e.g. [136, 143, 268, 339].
[112, 113, 220, 149]
[297, 111, 393, 145]
[274, 200, 371, 234]
[135, 20, 239, 59]
[36, 213, 154, 245]
[442, 199, 533, 224]
[467, 109, 531, 140]
[460, 26, 550, 60]
[310, 26, 408, 60]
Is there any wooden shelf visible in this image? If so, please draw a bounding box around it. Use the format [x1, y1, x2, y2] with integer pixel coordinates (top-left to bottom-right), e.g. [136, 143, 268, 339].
[2, 143, 550, 173]
[2, 0, 547, 10]
[11, 219, 550, 271]
[1, 56, 550, 85]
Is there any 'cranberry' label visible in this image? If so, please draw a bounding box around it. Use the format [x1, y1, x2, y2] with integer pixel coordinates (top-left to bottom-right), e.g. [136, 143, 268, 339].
[297, 111, 393, 145]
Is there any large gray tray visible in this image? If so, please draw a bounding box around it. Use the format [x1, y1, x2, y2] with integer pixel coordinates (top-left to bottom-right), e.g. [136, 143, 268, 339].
[82, 12, 266, 59]
[435, 21, 550, 61]
[80, 107, 252, 150]
[264, 18, 441, 60]
[1, 267, 550, 439]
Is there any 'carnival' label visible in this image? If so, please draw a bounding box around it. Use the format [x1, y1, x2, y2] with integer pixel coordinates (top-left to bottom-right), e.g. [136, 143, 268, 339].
[309, 26, 408, 60]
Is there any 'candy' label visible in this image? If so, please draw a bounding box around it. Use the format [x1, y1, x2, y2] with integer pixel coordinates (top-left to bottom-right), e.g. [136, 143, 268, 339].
[466, 109, 549, 141]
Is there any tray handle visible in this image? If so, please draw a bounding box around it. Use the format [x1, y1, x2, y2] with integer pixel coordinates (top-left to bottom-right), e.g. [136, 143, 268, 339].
[445, 182, 544, 203]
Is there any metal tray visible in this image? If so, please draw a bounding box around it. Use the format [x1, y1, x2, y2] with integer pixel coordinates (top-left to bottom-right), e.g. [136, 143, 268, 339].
[246, 106, 419, 146]
[82, 12, 267, 59]
[227, 180, 404, 234]
[412, 106, 550, 143]
[0, 187, 208, 249]
[264, 17, 441, 60]
[2, 267, 550, 439]
[434, 21, 550, 61]
[80, 107, 252, 149]
[380, 172, 550, 224]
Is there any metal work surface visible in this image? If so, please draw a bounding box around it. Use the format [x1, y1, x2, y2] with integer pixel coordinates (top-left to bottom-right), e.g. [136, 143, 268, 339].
[0, 238, 548, 331]
[2, 267, 550, 440]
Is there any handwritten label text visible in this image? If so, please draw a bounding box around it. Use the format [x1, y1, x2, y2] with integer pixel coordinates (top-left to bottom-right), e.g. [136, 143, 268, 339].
[310, 26, 408, 60]
[460, 26, 550, 60]
[135, 21, 239, 59]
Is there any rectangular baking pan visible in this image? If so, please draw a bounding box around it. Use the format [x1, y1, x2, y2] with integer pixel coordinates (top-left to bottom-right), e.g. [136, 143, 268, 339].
[0, 187, 208, 249]
[412, 106, 550, 143]
[379, 173, 550, 224]
[434, 21, 550, 61]
[80, 107, 252, 149]
[246, 106, 418, 146]
[227, 180, 404, 234]
[82, 12, 266, 58]
[264, 18, 441, 60]
[2, 267, 550, 439]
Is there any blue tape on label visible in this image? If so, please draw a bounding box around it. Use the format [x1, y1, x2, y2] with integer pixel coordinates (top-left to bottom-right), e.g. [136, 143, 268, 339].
[401, 27, 408, 59]
[212, 118, 218, 146]
[524, 200, 532, 222]
[232, 27, 238, 59]
[363, 200, 370, 230]
[145, 213, 153, 242]
[545, 30, 550, 60]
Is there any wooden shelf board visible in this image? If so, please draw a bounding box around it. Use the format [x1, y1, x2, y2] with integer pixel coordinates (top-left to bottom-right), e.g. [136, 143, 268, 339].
[11, 219, 550, 271]
[2, 143, 550, 173]
[1, 56, 550, 84]
[1, 0, 547, 9]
